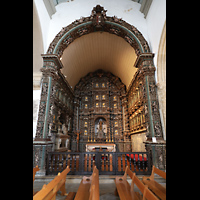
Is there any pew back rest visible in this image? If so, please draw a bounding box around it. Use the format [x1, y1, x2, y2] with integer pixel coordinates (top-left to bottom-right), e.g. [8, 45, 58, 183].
[132, 173, 159, 200]
[143, 185, 159, 200]
[127, 167, 159, 200]
[89, 166, 99, 200]
[33, 166, 40, 182]
[132, 172, 145, 194]
[33, 166, 70, 200]
[153, 166, 166, 179]
[75, 166, 99, 200]
[125, 166, 133, 179]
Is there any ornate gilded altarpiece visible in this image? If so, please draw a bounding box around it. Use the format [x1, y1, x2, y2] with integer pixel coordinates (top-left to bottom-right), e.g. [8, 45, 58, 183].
[72, 69, 130, 152]
[33, 5, 166, 174]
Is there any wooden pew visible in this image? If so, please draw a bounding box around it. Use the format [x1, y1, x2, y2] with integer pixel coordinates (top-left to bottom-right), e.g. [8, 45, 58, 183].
[74, 165, 99, 200]
[115, 166, 159, 200]
[142, 165, 166, 200]
[33, 166, 70, 200]
[33, 166, 40, 195]
[33, 165, 40, 182]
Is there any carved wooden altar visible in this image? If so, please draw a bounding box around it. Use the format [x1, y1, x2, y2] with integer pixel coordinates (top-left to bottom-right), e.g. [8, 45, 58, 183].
[33, 5, 165, 173]
[72, 69, 129, 152]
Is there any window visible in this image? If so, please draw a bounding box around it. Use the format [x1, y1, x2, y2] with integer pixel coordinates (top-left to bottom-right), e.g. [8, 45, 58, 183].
[102, 95, 106, 100]
[84, 129, 87, 135]
[96, 95, 99, 100]
[96, 83, 99, 88]
[102, 83, 105, 88]
[113, 96, 117, 101]
[85, 104, 88, 109]
[84, 121, 87, 127]
[114, 103, 117, 108]
[114, 121, 118, 127]
[85, 96, 88, 101]
[115, 130, 118, 135]
[102, 102, 106, 107]
[96, 102, 99, 107]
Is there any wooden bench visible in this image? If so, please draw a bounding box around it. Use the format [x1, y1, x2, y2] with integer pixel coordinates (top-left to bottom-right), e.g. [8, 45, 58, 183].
[142, 165, 166, 200]
[115, 166, 159, 200]
[33, 165, 40, 182]
[33, 166, 70, 200]
[74, 165, 99, 200]
[33, 166, 40, 195]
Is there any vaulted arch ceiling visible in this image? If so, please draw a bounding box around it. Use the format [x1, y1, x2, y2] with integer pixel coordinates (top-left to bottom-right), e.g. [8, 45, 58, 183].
[45, 5, 151, 91]
[61, 31, 137, 89]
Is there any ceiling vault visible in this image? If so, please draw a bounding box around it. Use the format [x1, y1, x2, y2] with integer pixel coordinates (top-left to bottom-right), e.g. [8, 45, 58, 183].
[44, 5, 151, 90]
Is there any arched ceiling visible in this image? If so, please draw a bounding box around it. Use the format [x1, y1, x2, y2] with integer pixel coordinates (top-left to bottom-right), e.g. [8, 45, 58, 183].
[61, 31, 138, 90]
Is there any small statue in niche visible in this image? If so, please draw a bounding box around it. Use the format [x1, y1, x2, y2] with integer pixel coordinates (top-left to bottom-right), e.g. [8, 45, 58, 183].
[154, 122, 161, 137]
[62, 124, 67, 135]
[152, 101, 158, 113]
[96, 119, 106, 138]
[50, 104, 54, 116]
[149, 83, 155, 94]
[144, 104, 148, 115]
[57, 122, 63, 135]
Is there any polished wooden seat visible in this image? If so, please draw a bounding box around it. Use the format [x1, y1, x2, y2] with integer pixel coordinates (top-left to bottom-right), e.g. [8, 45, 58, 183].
[74, 165, 99, 200]
[115, 166, 159, 200]
[33, 166, 70, 200]
[65, 192, 76, 200]
[142, 165, 166, 200]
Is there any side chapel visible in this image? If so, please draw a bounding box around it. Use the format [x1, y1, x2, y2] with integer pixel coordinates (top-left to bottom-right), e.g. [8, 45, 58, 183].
[33, 4, 166, 175]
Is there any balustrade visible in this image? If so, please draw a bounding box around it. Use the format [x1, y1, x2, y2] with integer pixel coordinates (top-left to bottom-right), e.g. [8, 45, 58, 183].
[46, 152, 151, 175]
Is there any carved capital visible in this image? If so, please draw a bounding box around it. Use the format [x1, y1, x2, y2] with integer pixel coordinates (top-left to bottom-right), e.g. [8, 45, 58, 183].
[134, 53, 155, 68]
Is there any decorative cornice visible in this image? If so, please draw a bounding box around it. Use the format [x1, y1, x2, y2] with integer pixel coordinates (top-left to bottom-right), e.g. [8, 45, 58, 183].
[134, 53, 154, 68]
[41, 54, 64, 69]
[41, 54, 74, 95]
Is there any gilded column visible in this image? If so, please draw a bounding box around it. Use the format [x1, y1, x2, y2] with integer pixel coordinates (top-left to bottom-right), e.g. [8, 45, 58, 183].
[134, 53, 165, 168]
[33, 55, 64, 174]
[134, 53, 163, 140]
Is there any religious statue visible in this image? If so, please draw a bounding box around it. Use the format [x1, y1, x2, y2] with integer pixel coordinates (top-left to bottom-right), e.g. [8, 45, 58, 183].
[62, 124, 67, 135]
[97, 119, 105, 139]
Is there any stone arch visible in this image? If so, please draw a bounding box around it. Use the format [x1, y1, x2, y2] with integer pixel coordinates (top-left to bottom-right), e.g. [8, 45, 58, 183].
[46, 5, 151, 58]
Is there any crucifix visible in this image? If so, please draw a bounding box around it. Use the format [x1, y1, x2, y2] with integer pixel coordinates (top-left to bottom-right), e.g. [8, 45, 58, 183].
[75, 131, 81, 152]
